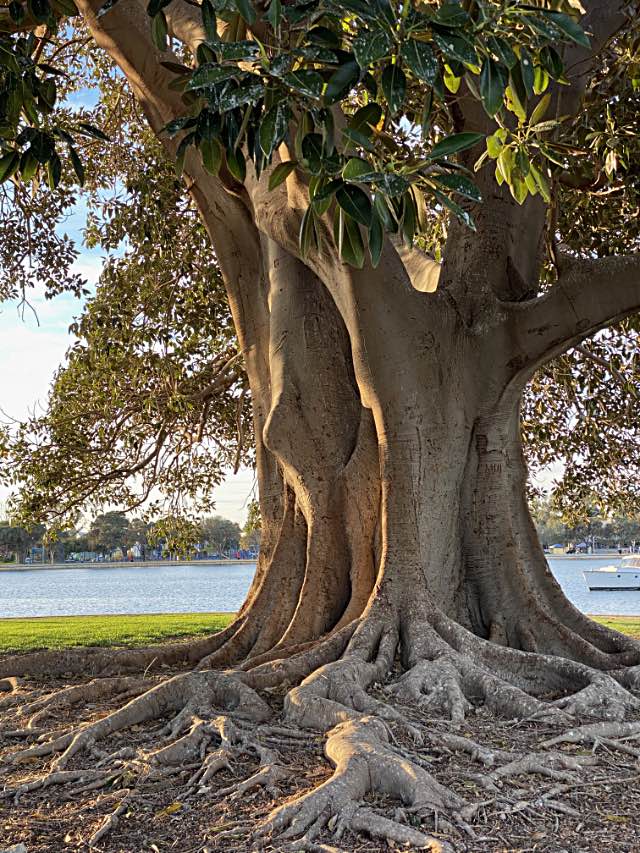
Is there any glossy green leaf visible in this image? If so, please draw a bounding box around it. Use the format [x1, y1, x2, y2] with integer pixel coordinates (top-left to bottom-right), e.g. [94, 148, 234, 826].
[348, 103, 382, 136]
[431, 173, 482, 202]
[268, 160, 296, 190]
[234, 0, 255, 25]
[200, 137, 222, 175]
[68, 145, 85, 186]
[201, 0, 217, 41]
[299, 205, 317, 257]
[226, 146, 246, 182]
[266, 0, 281, 31]
[336, 208, 365, 268]
[353, 27, 393, 68]
[403, 40, 438, 84]
[282, 70, 324, 99]
[336, 184, 372, 227]
[151, 11, 168, 51]
[543, 11, 590, 48]
[381, 64, 406, 115]
[324, 61, 360, 104]
[432, 31, 478, 68]
[479, 58, 507, 117]
[368, 210, 383, 268]
[427, 132, 484, 161]
[301, 133, 323, 174]
[0, 151, 20, 183]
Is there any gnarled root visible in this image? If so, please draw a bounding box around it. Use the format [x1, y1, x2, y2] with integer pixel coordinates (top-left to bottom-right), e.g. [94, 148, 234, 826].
[6, 670, 270, 775]
[259, 716, 460, 850]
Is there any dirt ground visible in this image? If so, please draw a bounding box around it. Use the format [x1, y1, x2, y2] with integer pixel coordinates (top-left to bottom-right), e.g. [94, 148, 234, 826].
[1, 665, 639, 853]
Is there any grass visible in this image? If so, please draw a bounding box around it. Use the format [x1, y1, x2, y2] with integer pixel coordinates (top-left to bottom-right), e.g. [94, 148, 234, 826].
[0, 612, 235, 653]
[0, 613, 638, 654]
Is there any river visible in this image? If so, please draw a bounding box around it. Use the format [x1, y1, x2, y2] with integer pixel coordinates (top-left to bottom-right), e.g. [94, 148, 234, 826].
[1, 557, 639, 618]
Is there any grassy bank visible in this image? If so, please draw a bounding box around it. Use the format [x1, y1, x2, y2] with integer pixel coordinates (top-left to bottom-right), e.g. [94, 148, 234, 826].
[0, 612, 235, 653]
[0, 613, 638, 654]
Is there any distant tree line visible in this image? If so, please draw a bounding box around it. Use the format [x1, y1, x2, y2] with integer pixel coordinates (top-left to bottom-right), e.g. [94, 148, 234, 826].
[0, 504, 261, 564]
[531, 496, 640, 551]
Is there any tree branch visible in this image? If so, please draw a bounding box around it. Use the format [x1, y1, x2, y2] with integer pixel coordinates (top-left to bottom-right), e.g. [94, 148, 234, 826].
[501, 253, 640, 383]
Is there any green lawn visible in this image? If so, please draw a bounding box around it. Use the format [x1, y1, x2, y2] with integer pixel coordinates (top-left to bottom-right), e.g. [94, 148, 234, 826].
[0, 612, 637, 654]
[0, 612, 235, 653]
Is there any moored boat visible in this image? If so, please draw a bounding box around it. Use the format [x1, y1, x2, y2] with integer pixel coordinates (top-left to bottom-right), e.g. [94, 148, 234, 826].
[584, 555, 640, 591]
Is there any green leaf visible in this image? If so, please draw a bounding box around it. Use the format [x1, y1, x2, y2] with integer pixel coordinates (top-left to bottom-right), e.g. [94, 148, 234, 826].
[46, 152, 62, 189]
[146, 0, 171, 17]
[353, 27, 393, 68]
[30, 131, 54, 164]
[234, 0, 255, 25]
[200, 136, 222, 175]
[301, 133, 323, 173]
[342, 127, 376, 153]
[324, 61, 360, 104]
[487, 36, 517, 69]
[543, 11, 590, 48]
[539, 45, 564, 80]
[299, 205, 317, 257]
[529, 93, 551, 127]
[342, 157, 374, 181]
[0, 151, 20, 183]
[432, 31, 478, 68]
[519, 49, 534, 98]
[433, 190, 476, 230]
[266, 0, 281, 31]
[368, 210, 383, 268]
[529, 161, 550, 202]
[68, 145, 84, 185]
[533, 65, 549, 96]
[479, 58, 507, 117]
[268, 160, 296, 190]
[226, 146, 246, 181]
[151, 11, 168, 51]
[336, 184, 372, 227]
[381, 64, 406, 115]
[505, 83, 526, 122]
[431, 3, 469, 27]
[403, 39, 438, 84]
[431, 173, 482, 202]
[336, 208, 365, 268]
[201, 0, 217, 40]
[427, 132, 484, 161]
[283, 70, 324, 98]
[8, 1, 26, 24]
[77, 122, 110, 142]
[27, 0, 51, 23]
[188, 64, 237, 89]
[348, 103, 383, 136]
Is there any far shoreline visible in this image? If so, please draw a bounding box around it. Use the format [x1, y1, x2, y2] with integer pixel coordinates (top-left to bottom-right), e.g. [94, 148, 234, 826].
[0, 558, 257, 572]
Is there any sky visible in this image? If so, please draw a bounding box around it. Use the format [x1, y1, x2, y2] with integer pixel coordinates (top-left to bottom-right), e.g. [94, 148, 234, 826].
[0, 250, 256, 527]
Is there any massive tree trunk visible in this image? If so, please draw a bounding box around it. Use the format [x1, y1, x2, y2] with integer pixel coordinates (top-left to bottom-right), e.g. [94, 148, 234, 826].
[3, 0, 640, 848]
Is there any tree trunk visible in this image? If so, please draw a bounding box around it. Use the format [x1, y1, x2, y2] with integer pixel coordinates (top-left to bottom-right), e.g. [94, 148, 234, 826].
[4, 2, 640, 846]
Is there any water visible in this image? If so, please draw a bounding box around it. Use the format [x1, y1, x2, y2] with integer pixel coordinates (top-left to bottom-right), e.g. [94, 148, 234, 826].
[547, 556, 640, 615]
[0, 557, 639, 619]
[0, 562, 256, 618]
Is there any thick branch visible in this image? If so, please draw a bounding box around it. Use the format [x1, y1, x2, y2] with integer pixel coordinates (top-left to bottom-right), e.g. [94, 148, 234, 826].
[501, 253, 640, 384]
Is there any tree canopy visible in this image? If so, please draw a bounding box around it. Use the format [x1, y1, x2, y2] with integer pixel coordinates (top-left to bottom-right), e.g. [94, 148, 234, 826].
[0, 1, 639, 528]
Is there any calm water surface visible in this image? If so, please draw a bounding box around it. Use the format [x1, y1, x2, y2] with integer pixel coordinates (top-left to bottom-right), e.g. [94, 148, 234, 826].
[1, 557, 639, 618]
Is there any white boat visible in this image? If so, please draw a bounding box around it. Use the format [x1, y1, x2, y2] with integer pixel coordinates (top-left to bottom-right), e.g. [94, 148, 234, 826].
[584, 555, 640, 590]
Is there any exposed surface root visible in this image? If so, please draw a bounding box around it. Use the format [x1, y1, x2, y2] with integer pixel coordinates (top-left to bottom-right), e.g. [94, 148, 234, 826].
[6, 670, 269, 773]
[259, 716, 461, 848]
[3, 603, 640, 852]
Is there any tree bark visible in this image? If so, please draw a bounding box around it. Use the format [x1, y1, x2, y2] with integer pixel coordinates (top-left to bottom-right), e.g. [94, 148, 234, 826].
[4, 3, 640, 846]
